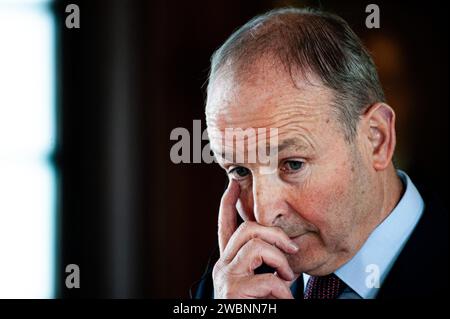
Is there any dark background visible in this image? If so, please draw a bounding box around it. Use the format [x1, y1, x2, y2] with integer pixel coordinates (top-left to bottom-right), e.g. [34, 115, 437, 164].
[54, 0, 448, 298]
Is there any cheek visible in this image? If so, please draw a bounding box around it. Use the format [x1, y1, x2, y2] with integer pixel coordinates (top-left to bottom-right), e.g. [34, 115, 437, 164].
[293, 177, 351, 235]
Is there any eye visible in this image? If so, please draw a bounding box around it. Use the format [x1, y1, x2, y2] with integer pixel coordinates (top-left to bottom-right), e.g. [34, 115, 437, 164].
[281, 160, 304, 173]
[228, 166, 250, 179]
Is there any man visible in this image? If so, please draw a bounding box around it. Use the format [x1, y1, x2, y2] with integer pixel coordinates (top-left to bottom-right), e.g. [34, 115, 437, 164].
[194, 7, 448, 299]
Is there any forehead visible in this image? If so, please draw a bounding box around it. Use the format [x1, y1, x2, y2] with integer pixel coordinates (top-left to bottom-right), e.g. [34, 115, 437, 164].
[205, 64, 335, 134]
[209, 131, 314, 164]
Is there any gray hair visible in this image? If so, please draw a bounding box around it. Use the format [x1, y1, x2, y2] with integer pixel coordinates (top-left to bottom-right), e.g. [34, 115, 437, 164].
[207, 7, 385, 141]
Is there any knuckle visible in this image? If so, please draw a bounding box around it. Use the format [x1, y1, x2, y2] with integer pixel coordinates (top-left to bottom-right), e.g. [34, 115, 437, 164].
[214, 259, 238, 280]
[239, 221, 257, 233]
[236, 221, 250, 233]
[214, 280, 232, 299]
[212, 260, 226, 280]
[213, 268, 241, 299]
[249, 254, 263, 271]
[247, 237, 264, 251]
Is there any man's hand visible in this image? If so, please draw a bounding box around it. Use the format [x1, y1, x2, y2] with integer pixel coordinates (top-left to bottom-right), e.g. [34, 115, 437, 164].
[212, 180, 299, 299]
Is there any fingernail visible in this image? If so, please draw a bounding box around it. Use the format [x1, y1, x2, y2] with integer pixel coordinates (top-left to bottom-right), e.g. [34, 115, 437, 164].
[289, 242, 299, 252]
[288, 270, 295, 281]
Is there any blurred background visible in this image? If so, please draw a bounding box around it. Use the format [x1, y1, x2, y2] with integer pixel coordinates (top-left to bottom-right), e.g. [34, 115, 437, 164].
[0, 0, 447, 298]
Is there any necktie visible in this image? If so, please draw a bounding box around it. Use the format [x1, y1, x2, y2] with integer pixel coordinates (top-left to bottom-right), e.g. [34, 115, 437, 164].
[304, 273, 347, 299]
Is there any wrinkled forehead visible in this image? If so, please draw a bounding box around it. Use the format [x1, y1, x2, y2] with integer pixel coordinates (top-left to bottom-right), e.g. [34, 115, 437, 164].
[205, 79, 334, 140]
[205, 61, 335, 166]
[208, 126, 278, 160]
[206, 65, 331, 125]
[209, 129, 276, 169]
[207, 126, 316, 167]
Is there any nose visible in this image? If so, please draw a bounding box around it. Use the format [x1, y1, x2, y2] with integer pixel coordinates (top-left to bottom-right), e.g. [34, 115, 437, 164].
[252, 175, 287, 226]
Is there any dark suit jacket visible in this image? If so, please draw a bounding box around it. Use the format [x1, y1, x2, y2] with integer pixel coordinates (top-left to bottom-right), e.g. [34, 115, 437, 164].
[193, 184, 448, 299]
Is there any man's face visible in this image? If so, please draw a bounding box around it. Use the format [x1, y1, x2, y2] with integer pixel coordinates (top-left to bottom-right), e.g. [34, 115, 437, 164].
[206, 63, 382, 276]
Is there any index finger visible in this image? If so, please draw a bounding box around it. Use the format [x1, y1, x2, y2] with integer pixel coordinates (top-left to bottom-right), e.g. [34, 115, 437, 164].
[218, 179, 240, 254]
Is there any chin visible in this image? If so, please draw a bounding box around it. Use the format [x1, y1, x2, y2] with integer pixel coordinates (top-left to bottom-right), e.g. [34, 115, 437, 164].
[286, 240, 331, 275]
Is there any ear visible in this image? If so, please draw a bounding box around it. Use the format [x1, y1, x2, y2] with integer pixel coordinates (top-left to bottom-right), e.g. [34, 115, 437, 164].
[360, 103, 397, 171]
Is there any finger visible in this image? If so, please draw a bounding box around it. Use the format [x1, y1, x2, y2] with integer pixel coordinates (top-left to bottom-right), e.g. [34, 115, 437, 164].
[222, 221, 299, 264]
[240, 273, 294, 299]
[218, 179, 240, 254]
[229, 238, 295, 281]
[275, 271, 300, 288]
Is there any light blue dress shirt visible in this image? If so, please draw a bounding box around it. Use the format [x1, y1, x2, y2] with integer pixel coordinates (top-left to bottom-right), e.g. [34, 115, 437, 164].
[303, 170, 424, 299]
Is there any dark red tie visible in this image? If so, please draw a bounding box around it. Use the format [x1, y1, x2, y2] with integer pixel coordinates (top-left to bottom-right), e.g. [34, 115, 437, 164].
[304, 273, 347, 299]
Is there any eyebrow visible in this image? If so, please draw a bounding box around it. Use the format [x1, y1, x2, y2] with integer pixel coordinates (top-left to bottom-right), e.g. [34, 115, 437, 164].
[212, 137, 311, 162]
[276, 138, 310, 153]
